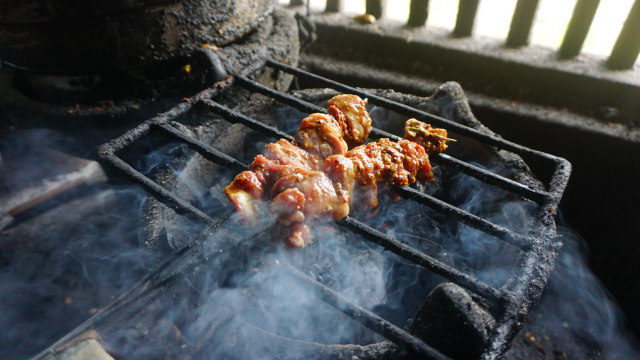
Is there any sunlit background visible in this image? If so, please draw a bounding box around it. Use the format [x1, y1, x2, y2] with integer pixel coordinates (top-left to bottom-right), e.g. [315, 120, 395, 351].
[285, 0, 635, 58]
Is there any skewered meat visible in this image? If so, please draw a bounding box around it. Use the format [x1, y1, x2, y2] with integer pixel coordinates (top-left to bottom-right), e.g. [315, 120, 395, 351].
[321, 119, 453, 211]
[225, 94, 451, 248]
[404, 118, 450, 155]
[225, 139, 313, 220]
[225, 94, 372, 224]
[274, 123, 450, 247]
[324, 136, 437, 211]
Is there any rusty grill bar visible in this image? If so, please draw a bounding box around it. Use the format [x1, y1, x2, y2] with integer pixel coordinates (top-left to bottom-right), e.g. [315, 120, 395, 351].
[90, 61, 571, 359]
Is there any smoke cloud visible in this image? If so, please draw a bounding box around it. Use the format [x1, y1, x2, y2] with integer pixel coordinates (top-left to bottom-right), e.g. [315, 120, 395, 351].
[1, 102, 638, 360]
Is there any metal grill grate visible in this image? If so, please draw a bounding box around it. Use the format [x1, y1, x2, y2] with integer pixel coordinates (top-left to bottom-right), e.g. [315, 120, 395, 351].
[86, 61, 570, 360]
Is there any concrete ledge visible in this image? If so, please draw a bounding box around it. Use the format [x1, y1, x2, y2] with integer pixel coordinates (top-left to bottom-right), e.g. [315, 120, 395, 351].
[308, 13, 640, 127]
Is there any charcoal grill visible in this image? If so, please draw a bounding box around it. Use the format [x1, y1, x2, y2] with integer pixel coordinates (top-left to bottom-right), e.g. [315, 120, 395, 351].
[33, 58, 570, 360]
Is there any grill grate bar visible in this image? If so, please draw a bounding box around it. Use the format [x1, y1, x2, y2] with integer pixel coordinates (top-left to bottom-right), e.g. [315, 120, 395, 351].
[101, 153, 215, 224]
[341, 217, 508, 303]
[158, 122, 248, 172]
[432, 153, 548, 204]
[395, 186, 533, 249]
[96, 82, 234, 155]
[203, 99, 294, 141]
[266, 60, 568, 170]
[287, 263, 451, 360]
[237, 76, 325, 113]
[238, 75, 551, 205]
[96, 64, 571, 360]
[162, 107, 509, 302]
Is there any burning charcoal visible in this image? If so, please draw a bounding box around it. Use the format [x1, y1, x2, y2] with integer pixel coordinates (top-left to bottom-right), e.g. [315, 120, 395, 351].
[44, 330, 114, 360]
[407, 282, 496, 359]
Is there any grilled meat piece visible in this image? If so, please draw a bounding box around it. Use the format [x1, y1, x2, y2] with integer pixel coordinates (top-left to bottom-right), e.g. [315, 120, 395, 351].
[327, 94, 372, 148]
[225, 94, 372, 230]
[292, 94, 372, 166]
[224, 170, 264, 220]
[404, 118, 451, 155]
[269, 171, 350, 248]
[225, 139, 312, 220]
[324, 136, 437, 212]
[279, 121, 449, 247]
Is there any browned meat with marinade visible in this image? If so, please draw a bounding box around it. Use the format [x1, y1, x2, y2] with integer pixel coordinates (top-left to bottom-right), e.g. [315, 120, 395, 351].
[225, 95, 452, 248]
[293, 112, 348, 169]
[323, 118, 450, 213]
[403, 118, 452, 155]
[327, 94, 372, 148]
[225, 94, 374, 246]
[225, 139, 313, 220]
[269, 170, 350, 248]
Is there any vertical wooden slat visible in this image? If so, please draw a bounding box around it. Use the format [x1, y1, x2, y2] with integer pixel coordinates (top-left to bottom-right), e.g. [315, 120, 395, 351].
[505, 0, 540, 47]
[325, 0, 341, 12]
[558, 0, 600, 58]
[408, 0, 429, 27]
[453, 0, 480, 37]
[366, 0, 384, 18]
[607, 0, 640, 69]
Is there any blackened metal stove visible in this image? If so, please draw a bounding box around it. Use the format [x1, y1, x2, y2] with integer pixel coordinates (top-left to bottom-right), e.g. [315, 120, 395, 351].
[0, 0, 277, 74]
[0, 5, 300, 137]
[0, 6, 300, 358]
[32, 59, 571, 360]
